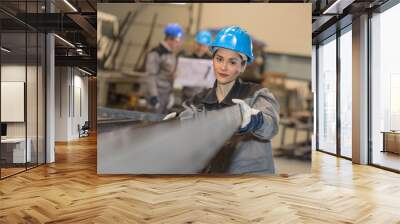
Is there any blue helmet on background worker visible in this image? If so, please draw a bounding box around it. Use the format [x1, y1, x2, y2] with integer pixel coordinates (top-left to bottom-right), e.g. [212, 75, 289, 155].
[164, 23, 184, 39]
[195, 30, 212, 46]
[209, 26, 254, 64]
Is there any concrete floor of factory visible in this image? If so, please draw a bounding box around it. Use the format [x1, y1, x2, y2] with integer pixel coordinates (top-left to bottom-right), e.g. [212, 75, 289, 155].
[0, 134, 400, 223]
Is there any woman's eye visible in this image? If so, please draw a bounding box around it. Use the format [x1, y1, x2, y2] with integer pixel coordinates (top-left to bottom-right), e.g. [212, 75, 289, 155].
[216, 57, 223, 62]
[230, 61, 237, 65]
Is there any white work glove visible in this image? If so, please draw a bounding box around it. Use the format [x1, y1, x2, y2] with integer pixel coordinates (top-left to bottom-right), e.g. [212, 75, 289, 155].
[163, 112, 177, 120]
[232, 99, 264, 133]
[166, 93, 175, 110]
[179, 102, 203, 120]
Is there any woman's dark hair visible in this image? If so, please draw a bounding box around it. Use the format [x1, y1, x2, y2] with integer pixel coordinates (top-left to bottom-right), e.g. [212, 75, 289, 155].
[212, 50, 246, 66]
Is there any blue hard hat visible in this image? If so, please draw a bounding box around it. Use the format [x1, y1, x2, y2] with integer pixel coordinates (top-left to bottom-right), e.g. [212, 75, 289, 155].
[195, 30, 212, 46]
[210, 26, 254, 64]
[164, 23, 184, 38]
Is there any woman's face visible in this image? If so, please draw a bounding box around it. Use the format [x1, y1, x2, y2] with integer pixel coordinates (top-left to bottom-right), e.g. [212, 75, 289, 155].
[213, 48, 245, 84]
[166, 37, 183, 52]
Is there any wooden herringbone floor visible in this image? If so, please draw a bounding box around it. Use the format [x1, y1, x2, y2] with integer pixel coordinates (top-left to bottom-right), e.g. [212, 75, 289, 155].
[1, 134, 400, 223]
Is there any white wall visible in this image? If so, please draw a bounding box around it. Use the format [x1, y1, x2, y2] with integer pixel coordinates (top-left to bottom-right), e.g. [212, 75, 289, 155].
[55, 66, 69, 141]
[1, 65, 26, 81]
[1, 65, 26, 128]
[200, 3, 311, 57]
[1, 63, 46, 164]
[1, 65, 29, 138]
[1, 82, 25, 122]
[55, 67, 89, 141]
[72, 73, 89, 138]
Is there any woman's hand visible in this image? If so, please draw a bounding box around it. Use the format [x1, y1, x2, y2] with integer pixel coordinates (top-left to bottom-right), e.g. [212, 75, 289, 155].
[232, 99, 264, 133]
[179, 103, 200, 120]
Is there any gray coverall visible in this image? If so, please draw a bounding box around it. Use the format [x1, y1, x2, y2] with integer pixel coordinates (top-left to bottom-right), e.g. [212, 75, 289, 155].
[145, 43, 177, 114]
[179, 78, 280, 174]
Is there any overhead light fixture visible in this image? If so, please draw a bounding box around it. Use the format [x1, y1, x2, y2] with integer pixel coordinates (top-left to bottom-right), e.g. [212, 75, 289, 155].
[1, 47, 11, 53]
[63, 0, 78, 12]
[78, 67, 93, 76]
[54, 34, 75, 48]
[76, 48, 87, 55]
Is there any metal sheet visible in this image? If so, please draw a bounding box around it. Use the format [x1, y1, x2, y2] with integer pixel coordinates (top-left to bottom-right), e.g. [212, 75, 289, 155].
[97, 106, 241, 174]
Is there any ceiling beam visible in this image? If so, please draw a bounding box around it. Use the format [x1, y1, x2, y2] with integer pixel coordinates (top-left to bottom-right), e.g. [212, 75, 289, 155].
[67, 13, 97, 39]
[55, 55, 96, 71]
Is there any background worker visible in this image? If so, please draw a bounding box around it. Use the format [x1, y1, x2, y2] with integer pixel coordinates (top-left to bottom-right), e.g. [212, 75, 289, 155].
[192, 30, 213, 59]
[146, 23, 184, 114]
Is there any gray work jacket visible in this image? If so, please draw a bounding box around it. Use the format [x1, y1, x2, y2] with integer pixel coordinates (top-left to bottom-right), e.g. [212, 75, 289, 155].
[145, 43, 177, 97]
[179, 79, 280, 174]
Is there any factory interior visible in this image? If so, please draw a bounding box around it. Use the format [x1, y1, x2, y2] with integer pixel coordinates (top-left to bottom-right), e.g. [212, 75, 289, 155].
[0, 0, 400, 223]
[96, 3, 312, 175]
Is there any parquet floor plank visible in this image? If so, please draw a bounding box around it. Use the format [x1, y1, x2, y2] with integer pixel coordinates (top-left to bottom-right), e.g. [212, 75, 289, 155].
[0, 135, 399, 223]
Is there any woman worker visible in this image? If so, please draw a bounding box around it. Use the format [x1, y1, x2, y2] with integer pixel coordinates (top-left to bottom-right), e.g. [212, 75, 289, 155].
[165, 26, 280, 174]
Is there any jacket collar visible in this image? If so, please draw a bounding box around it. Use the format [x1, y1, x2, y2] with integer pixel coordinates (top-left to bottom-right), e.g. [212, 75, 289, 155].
[201, 78, 242, 106]
[160, 41, 172, 53]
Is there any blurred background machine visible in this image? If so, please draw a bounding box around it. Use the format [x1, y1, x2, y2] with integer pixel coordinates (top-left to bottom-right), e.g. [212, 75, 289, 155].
[262, 72, 312, 161]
